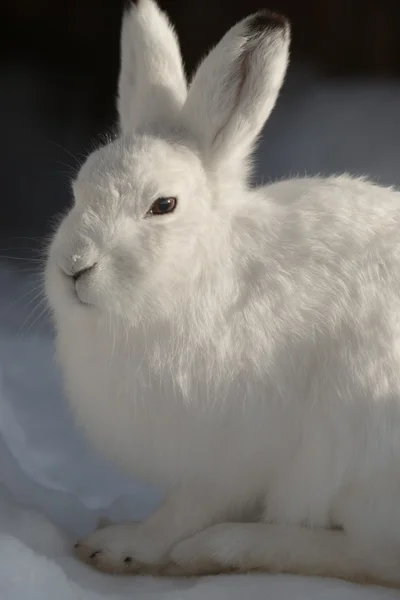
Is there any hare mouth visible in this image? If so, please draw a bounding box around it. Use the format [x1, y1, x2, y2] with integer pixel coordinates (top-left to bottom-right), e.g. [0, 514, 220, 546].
[58, 268, 93, 307]
[74, 287, 93, 307]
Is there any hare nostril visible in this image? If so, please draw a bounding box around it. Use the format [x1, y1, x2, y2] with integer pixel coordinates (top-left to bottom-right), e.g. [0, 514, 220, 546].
[72, 263, 97, 282]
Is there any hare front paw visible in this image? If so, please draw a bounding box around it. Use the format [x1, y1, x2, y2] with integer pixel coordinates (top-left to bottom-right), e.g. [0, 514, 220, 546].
[74, 523, 168, 575]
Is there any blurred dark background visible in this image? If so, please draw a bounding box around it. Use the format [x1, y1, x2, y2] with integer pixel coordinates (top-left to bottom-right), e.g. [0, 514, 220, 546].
[1, 0, 400, 256]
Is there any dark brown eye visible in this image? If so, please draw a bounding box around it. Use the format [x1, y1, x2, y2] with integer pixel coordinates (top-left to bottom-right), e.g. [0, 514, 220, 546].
[147, 197, 177, 216]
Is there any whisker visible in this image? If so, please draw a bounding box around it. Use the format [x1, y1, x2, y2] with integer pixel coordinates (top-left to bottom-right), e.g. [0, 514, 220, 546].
[22, 303, 50, 335]
[17, 296, 49, 337]
[0, 255, 44, 262]
[0, 248, 45, 254]
[4, 267, 43, 275]
[45, 139, 87, 164]
[5, 284, 44, 311]
[22, 289, 46, 312]
[9, 236, 45, 243]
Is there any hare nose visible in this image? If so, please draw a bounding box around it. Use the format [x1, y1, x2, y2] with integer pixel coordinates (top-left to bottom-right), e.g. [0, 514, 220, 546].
[72, 263, 96, 282]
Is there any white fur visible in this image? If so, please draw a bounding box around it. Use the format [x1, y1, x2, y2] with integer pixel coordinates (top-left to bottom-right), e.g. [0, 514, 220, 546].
[46, 0, 400, 586]
[118, 0, 187, 131]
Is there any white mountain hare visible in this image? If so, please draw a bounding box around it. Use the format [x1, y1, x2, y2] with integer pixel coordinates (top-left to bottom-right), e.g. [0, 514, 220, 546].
[45, 0, 400, 587]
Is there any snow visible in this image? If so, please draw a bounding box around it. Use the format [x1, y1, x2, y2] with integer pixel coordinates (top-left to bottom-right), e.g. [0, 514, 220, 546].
[0, 487, 398, 600]
[1, 74, 400, 598]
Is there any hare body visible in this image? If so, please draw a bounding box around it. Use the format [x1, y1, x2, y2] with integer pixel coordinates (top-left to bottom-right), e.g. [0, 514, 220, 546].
[46, 0, 400, 586]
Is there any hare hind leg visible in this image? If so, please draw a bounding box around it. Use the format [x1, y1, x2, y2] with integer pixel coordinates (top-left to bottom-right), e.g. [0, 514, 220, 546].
[166, 520, 400, 587]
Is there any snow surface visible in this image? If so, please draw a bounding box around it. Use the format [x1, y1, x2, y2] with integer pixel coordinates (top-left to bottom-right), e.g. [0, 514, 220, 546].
[1, 75, 400, 598]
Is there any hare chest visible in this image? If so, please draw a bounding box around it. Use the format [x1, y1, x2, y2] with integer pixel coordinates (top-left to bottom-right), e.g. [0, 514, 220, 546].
[57, 319, 310, 492]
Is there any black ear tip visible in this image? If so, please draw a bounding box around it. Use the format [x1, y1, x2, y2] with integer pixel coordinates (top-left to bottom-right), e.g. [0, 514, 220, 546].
[123, 0, 137, 15]
[249, 10, 290, 36]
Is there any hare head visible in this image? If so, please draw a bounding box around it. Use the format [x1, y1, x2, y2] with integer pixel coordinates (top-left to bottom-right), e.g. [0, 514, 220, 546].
[46, 0, 290, 323]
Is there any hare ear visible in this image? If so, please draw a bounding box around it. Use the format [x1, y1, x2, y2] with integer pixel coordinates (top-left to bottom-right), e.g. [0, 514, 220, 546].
[118, 0, 187, 132]
[182, 11, 290, 176]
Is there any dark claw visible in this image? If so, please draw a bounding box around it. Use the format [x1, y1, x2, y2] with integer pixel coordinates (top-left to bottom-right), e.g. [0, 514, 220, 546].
[90, 550, 101, 559]
[124, 556, 133, 564]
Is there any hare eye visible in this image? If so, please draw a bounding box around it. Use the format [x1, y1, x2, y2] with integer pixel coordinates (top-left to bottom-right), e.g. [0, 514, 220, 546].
[147, 197, 177, 216]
